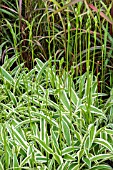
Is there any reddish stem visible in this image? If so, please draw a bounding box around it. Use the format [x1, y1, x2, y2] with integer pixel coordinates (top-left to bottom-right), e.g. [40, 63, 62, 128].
[110, 4, 113, 36]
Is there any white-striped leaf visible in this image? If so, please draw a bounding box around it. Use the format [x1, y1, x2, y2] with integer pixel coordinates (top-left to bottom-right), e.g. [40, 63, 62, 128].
[62, 119, 71, 146]
[62, 146, 76, 155]
[13, 153, 20, 170]
[69, 87, 81, 106]
[12, 126, 28, 150]
[88, 124, 97, 149]
[20, 155, 31, 167]
[105, 128, 113, 135]
[82, 157, 91, 168]
[94, 138, 113, 153]
[59, 90, 70, 111]
[90, 164, 112, 170]
[40, 118, 46, 143]
[51, 130, 60, 154]
[0, 67, 14, 85]
[64, 154, 75, 161]
[53, 153, 63, 165]
[90, 154, 113, 162]
[35, 155, 47, 163]
[36, 58, 51, 82]
[8, 90, 17, 106]
[0, 161, 4, 170]
[31, 136, 53, 154]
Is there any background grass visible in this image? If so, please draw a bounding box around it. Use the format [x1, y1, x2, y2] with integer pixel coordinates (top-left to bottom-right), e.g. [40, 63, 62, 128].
[0, 0, 113, 169]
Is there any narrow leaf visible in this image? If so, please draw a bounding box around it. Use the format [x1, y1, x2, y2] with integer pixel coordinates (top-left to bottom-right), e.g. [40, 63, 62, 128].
[62, 146, 76, 155]
[13, 153, 20, 170]
[90, 164, 112, 170]
[88, 124, 96, 149]
[49, 0, 83, 16]
[89, 4, 113, 25]
[60, 90, 70, 111]
[94, 138, 113, 153]
[53, 153, 63, 165]
[0, 161, 4, 170]
[0, 67, 14, 85]
[20, 155, 31, 167]
[31, 136, 53, 154]
[12, 126, 28, 150]
[82, 157, 91, 168]
[62, 120, 71, 146]
[90, 154, 113, 162]
[8, 90, 17, 106]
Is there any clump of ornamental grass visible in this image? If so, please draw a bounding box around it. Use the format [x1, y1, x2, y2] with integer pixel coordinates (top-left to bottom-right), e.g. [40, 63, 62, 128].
[0, 57, 113, 169]
[0, 0, 113, 169]
[0, 0, 113, 93]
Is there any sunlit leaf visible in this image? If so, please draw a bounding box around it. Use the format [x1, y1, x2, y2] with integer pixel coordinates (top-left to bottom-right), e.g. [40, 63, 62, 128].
[90, 154, 113, 162]
[0, 67, 15, 85]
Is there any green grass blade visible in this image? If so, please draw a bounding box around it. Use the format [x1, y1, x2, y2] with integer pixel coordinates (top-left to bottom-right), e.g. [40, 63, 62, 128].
[20, 155, 31, 167]
[0, 161, 4, 170]
[8, 90, 17, 106]
[59, 90, 70, 111]
[94, 138, 113, 153]
[12, 126, 28, 151]
[62, 119, 71, 146]
[90, 154, 113, 162]
[90, 164, 112, 170]
[13, 153, 20, 170]
[62, 146, 76, 155]
[0, 67, 15, 85]
[88, 124, 97, 149]
[36, 58, 51, 82]
[31, 136, 53, 154]
[53, 153, 63, 165]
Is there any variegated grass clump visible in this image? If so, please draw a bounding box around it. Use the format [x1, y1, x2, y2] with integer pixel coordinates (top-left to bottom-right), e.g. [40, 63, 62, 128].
[0, 57, 113, 169]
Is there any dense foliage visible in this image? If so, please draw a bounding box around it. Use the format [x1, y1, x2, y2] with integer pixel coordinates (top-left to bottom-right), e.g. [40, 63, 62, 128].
[0, 0, 113, 169]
